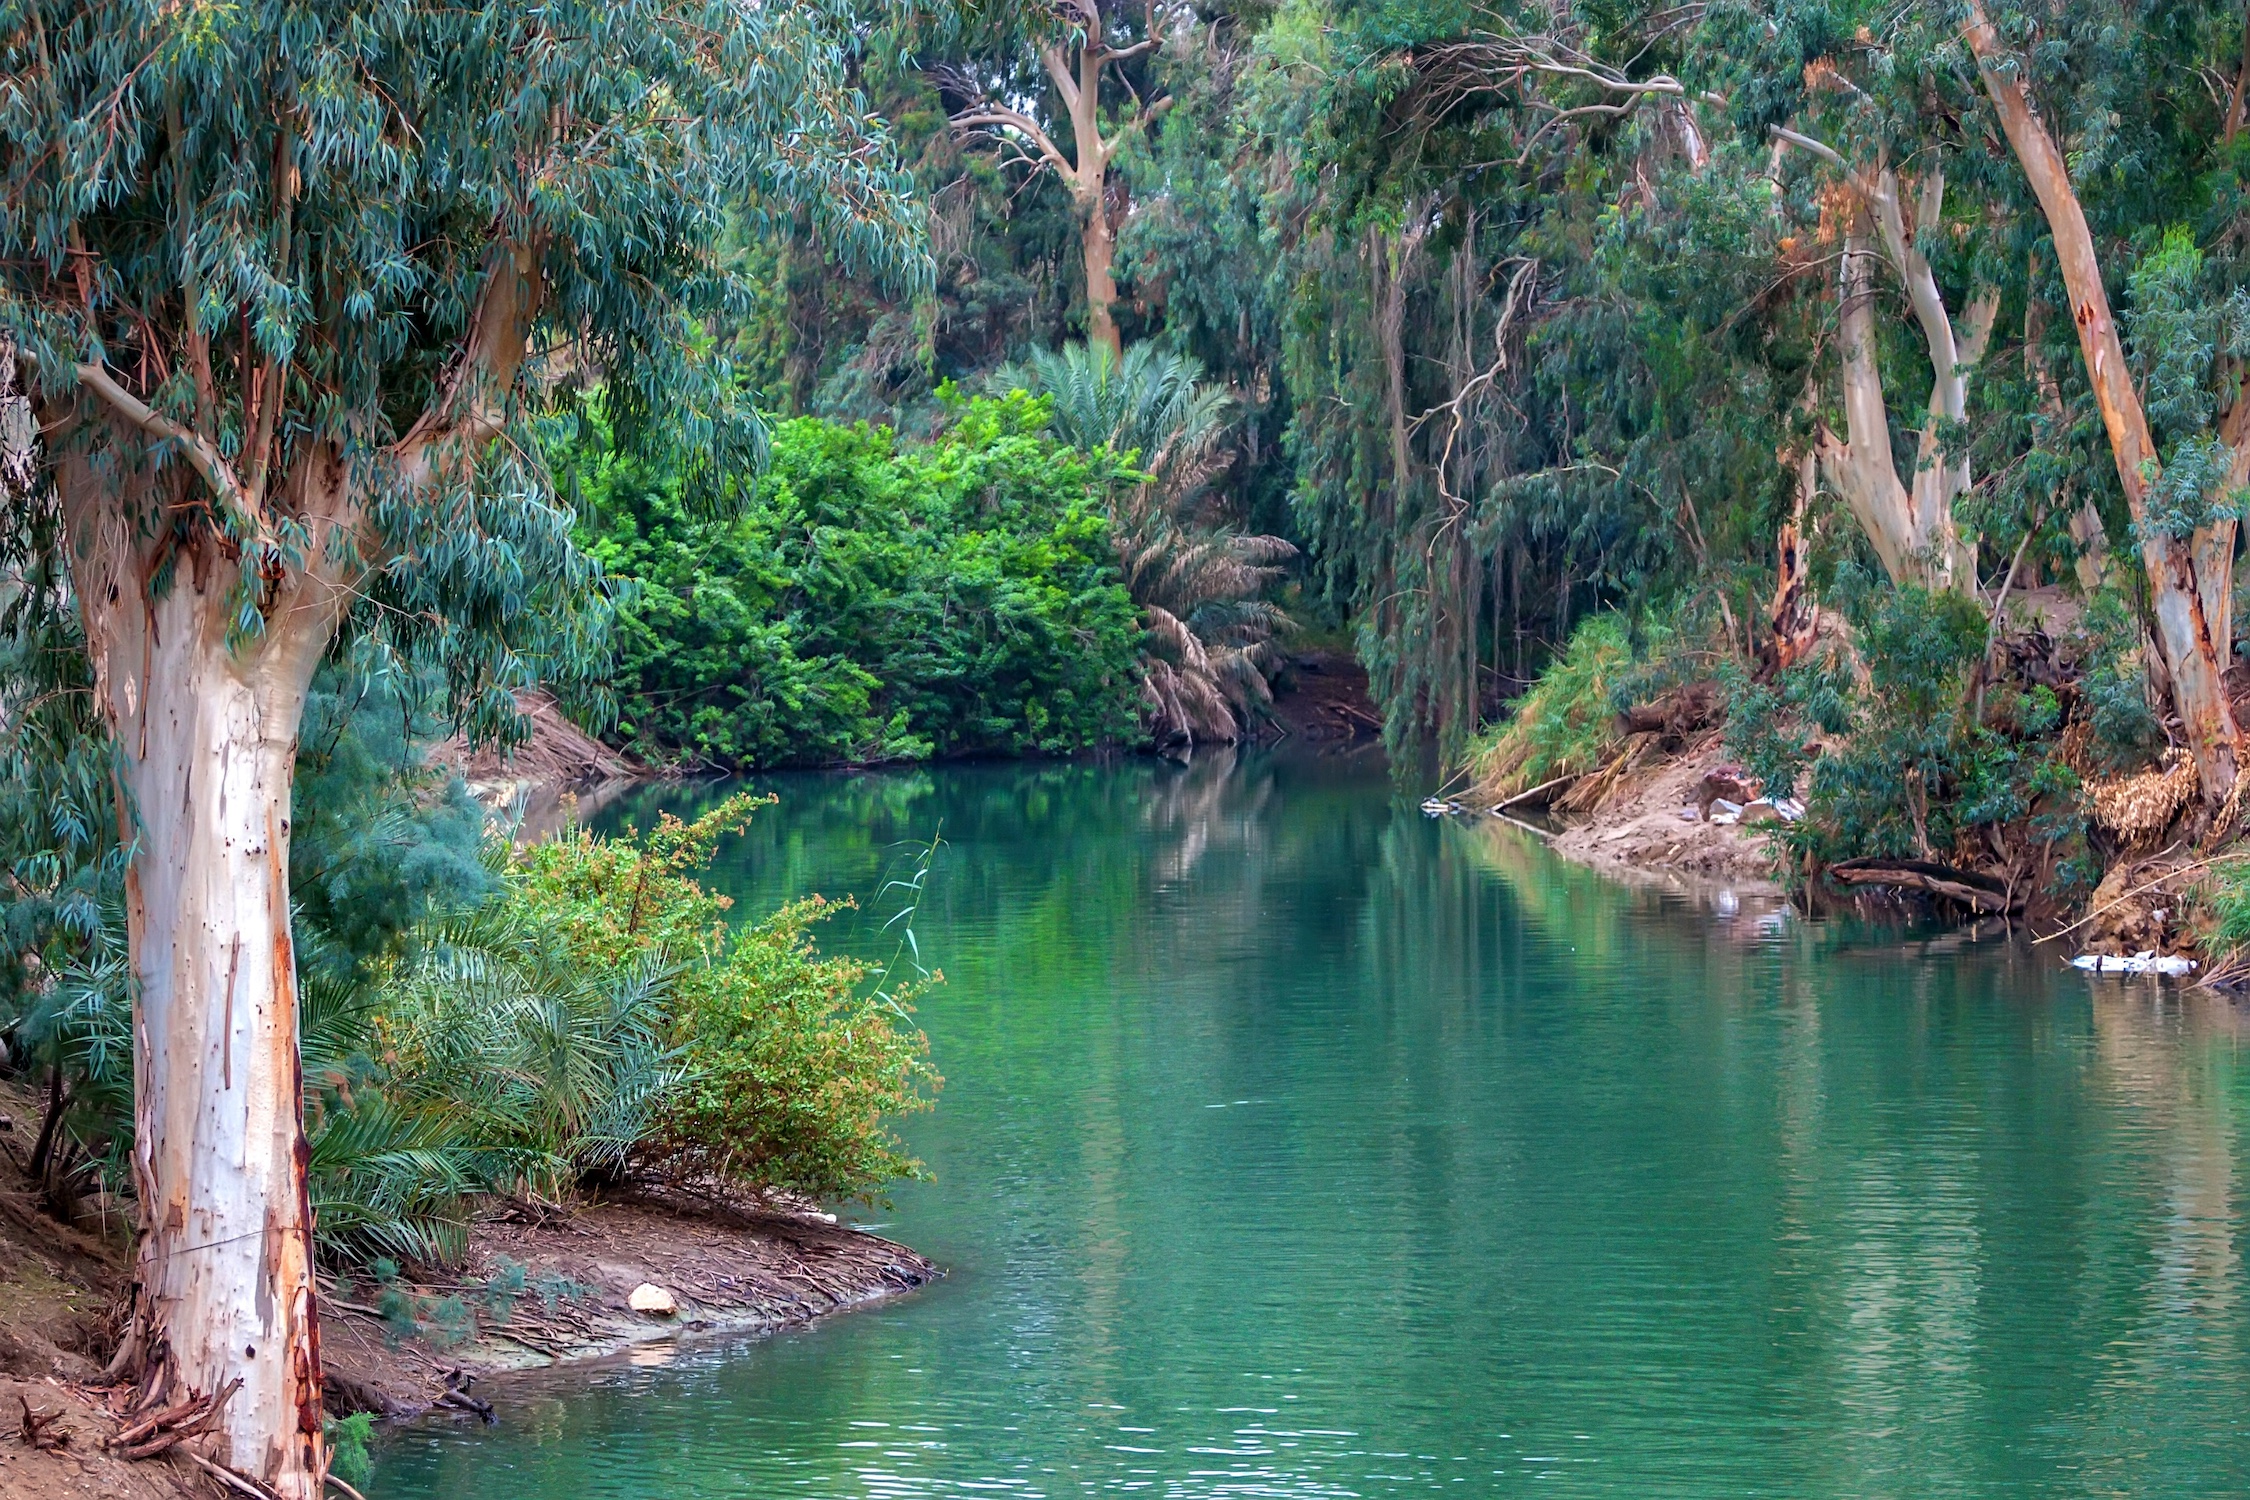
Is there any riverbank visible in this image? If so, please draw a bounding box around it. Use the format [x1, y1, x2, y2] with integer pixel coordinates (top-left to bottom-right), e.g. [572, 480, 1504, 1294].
[1481, 731, 1780, 888]
[323, 1190, 938, 1421]
[0, 1083, 931, 1498]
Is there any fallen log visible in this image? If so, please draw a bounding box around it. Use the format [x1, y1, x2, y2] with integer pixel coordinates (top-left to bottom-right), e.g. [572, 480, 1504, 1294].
[1826, 858, 2016, 913]
[1494, 772, 1579, 812]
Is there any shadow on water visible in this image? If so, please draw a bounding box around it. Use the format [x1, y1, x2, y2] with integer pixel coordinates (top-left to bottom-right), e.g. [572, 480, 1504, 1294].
[374, 746, 2250, 1499]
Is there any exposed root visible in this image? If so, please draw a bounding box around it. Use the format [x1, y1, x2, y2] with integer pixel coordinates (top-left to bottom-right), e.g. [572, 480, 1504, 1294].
[182, 1447, 282, 1500]
[106, 1374, 239, 1460]
[17, 1393, 67, 1451]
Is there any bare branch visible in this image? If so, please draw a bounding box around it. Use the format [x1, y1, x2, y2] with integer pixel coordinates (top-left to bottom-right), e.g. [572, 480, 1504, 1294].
[1768, 125, 1846, 170]
[951, 106, 1077, 181]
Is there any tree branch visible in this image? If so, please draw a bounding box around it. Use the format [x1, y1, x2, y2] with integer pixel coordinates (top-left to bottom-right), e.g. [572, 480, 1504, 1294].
[1768, 125, 1846, 170]
[71, 360, 241, 507]
[950, 106, 1077, 181]
[394, 240, 545, 480]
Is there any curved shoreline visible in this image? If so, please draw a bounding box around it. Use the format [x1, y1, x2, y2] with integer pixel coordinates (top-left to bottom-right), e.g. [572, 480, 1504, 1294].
[323, 1191, 940, 1422]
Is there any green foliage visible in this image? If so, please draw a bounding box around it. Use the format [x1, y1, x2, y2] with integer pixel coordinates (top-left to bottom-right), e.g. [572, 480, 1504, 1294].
[567, 394, 1148, 768]
[1013, 343, 1235, 470]
[501, 793, 941, 1201]
[2069, 587, 2165, 772]
[1736, 571, 2085, 879]
[1005, 342, 1296, 742]
[324, 1412, 376, 1489]
[0, 0, 930, 754]
[1467, 615, 1636, 797]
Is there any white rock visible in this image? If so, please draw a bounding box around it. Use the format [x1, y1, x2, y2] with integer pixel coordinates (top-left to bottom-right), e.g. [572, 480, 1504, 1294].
[1739, 799, 1781, 826]
[1709, 798, 1744, 818]
[1709, 810, 1740, 826]
[1678, 805, 1700, 821]
[1774, 798, 1806, 821]
[628, 1282, 677, 1316]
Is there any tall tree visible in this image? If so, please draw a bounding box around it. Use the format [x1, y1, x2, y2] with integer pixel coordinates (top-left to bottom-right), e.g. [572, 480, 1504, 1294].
[0, 3, 921, 1492]
[947, 0, 1174, 354]
[1964, 0, 2246, 803]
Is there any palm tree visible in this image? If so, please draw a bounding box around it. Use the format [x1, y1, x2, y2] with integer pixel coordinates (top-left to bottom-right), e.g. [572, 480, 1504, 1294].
[1010, 342, 1296, 745]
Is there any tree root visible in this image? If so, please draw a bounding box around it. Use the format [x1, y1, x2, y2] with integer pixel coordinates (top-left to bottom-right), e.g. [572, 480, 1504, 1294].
[17, 1394, 67, 1451]
[105, 1375, 240, 1460]
[181, 1448, 282, 1500]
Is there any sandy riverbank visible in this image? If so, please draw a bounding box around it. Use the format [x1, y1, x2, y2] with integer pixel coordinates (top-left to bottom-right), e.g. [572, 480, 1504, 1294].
[0, 1060, 933, 1496]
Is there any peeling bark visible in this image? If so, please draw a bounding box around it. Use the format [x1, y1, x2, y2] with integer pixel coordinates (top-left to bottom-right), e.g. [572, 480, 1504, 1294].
[55, 444, 342, 1497]
[1967, 4, 2242, 801]
[1812, 176, 1992, 594]
[27, 239, 545, 1498]
[1763, 446, 1819, 677]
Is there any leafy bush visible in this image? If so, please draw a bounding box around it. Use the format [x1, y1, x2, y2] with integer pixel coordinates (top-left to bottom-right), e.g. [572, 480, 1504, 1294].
[1729, 569, 2085, 882]
[566, 392, 1146, 767]
[503, 793, 939, 1201]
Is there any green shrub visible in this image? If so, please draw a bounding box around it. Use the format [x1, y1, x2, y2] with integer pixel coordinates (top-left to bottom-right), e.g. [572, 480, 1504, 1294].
[1731, 568, 2087, 882]
[499, 792, 939, 1202]
[565, 391, 1146, 767]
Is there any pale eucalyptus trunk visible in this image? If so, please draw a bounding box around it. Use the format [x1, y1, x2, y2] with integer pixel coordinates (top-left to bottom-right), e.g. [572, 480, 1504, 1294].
[57, 445, 343, 1498]
[1969, 4, 2242, 802]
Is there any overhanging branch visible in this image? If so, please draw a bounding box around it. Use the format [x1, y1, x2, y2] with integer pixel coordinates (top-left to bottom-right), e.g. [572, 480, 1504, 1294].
[72, 360, 242, 508]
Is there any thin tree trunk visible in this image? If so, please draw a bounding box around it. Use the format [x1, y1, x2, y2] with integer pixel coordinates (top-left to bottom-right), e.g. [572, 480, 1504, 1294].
[1968, 4, 2242, 801]
[1081, 187, 1121, 357]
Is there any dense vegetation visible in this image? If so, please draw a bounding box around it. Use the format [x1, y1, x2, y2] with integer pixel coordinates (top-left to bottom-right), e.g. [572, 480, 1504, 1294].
[571, 392, 1146, 767]
[0, 661, 937, 1266]
[7, 0, 2250, 1476]
[725, 0, 2250, 923]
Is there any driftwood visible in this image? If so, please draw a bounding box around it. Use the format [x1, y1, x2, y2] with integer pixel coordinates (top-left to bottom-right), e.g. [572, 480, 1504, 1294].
[436, 1367, 495, 1424]
[17, 1395, 65, 1451]
[1827, 857, 2017, 913]
[1494, 772, 1578, 812]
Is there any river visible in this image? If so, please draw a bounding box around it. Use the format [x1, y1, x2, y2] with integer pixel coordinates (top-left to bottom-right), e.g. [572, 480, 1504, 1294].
[371, 747, 2250, 1498]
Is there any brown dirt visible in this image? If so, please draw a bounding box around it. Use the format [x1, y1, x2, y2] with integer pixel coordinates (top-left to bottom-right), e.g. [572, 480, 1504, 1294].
[429, 687, 645, 828]
[0, 1067, 933, 1494]
[1265, 652, 1385, 748]
[322, 1189, 938, 1421]
[0, 1079, 197, 1498]
[1516, 736, 1780, 887]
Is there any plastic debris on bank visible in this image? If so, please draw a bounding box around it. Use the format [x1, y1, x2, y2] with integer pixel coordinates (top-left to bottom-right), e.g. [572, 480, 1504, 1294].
[2070, 951, 2197, 976]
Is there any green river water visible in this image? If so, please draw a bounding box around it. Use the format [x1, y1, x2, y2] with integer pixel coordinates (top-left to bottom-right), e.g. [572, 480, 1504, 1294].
[371, 747, 2250, 1498]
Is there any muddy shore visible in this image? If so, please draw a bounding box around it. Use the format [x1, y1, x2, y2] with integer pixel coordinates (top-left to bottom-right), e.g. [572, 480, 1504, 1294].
[1493, 735, 1781, 889]
[0, 1062, 932, 1496]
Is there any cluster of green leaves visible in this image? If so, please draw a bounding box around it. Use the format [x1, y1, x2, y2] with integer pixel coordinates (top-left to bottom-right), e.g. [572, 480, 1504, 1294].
[503, 796, 939, 1198]
[567, 392, 1148, 769]
[1725, 569, 2085, 884]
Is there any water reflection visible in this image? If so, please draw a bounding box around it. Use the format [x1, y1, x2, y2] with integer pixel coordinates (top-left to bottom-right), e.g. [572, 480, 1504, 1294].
[375, 750, 2250, 1499]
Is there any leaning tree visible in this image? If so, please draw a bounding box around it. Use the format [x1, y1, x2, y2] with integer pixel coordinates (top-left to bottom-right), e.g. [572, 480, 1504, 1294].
[0, 3, 922, 1492]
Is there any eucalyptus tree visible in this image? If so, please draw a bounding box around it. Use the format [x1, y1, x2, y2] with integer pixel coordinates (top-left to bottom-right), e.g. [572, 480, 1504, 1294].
[0, 3, 921, 1492]
[946, 0, 1178, 353]
[1957, 0, 2250, 803]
